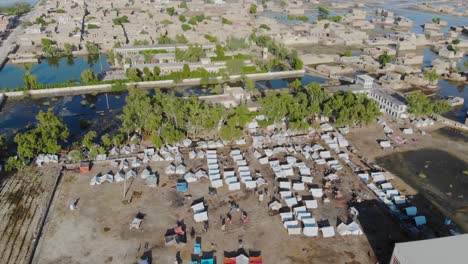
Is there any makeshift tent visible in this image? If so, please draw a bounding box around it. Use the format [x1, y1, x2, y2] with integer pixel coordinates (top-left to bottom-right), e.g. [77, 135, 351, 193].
[194, 211, 208, 222]
[146, 174, 157, 187]
[140, 168, 151, 179]
[405, 206, 417, 216]
[310, 186, 323, 198]
[413, 216, 427, 226]
[185, 172, 197, 183]
[114, 171, 125, 182]
[321, 226, 335, 238]
[177, 180, 188, 192]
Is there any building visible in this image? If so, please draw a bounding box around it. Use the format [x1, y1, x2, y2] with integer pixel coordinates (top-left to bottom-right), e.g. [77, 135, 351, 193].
[391, 234, 468, 264]
[327, 74, 408, 119]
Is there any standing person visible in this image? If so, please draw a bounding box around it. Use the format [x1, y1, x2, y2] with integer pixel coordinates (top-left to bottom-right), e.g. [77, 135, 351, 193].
[221, 218, 226, 231]
[227, 212, 232, 224]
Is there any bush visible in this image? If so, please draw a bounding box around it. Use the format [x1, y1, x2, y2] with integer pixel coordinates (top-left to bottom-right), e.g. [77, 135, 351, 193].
[204, 34, 217, 43]
[259, 24, 271, 30]
[222, 17, 233, 25]
[87, 24, 98, 29]
[181, 24, 192, 31]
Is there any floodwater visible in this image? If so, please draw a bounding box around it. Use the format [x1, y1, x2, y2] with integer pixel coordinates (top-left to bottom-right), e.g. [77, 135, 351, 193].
[376, 148, 468, 231]
[0, 74, 326, 146]
[0, 55, 110, 90]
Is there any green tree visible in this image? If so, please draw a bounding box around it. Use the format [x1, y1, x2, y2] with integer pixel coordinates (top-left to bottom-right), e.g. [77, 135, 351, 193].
[14, 109, 69, 159]
[167, 7, 175, 16]
[406, 91, 433, 116]
[179, 15, 186, 22]
[22, 64, 38, 90]
[424, 69, 439, 85]
[80, 69, 97, 84]
[82, 130, 97, 149]
[68, 150, 82, 163]
[249, 4, 257, 14]
[378, 53, 394, 66]
[343, 50, 352, 57]
[118, 86, 154, 137]
[126, 68, 142, 82]
[101, 133, 112, 147]
[181, 24, 192, 31]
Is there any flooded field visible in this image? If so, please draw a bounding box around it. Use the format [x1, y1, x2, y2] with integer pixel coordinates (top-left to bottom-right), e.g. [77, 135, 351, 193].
[376, 148, 468, 232]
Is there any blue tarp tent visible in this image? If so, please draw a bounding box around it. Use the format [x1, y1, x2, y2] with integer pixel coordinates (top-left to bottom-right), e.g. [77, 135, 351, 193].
[200, 258, 214, 264]
[405, 206, 417, 216]
[194, 243, 201, 255]
[413, 215, 427, 226]
[177, 181, 188, 192]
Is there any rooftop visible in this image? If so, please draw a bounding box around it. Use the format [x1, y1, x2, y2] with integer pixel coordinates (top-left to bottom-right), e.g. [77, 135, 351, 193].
[392, 234, 468, 264]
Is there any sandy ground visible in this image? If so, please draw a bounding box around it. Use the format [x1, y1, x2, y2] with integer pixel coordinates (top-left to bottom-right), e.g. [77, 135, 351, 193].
[0, 165, 60, 264]
[35, 145, 377, 264]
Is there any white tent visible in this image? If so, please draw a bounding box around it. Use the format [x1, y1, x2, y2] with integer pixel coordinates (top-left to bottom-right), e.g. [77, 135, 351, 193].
[380, 141, 392, 148]
[301, 176, 313, 183]
[119, 160, 129, 170]
[182, 138, 192, 147]
[310, 187, 323, 198]
[319, 151, 331, 159]
[305, 199, 318, 209]
[126, 170, 137, 179]
[195, 170, 208, 179]
[175, 164, 186, 174]
[286, 156, 297, 165]
[184, 172, 197, 183]
[131, 158, 142, 168]
[146, 174, 157, 187]
[236, 254, 250, 264]
[228, 182, 241, 191]
[104, 173, 114, 183]
[337, 222, 350, 236]
[347, 221, 363, 235]
[165, 164, 176, 175]
[114, 171, 125, 182]
[269, 201, 282, 211]
[303, 226, 319, 237]
[292, 182, 305, 191]
[194, 211, 208, 222]
[191, 202, 205, 212]
[90, 176, 100, 185]
[144, 148, 155, 156]
[244, 181, 256, 189]
[140, 168, 151, 179]
[321, 226, 335, 238]
[284, 197, 298, 207]
[151, 153, 163, 161]
[211, 179, 223, 188]
[403, 128, 413, 135]
[279, 180, 291, 189]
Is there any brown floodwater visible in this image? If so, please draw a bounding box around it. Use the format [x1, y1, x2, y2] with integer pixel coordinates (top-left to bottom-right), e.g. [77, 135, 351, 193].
[376, 148, 468, 232]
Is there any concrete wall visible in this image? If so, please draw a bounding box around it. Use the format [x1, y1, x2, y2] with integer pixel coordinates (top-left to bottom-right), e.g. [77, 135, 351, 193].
[3, 70, 306, 99]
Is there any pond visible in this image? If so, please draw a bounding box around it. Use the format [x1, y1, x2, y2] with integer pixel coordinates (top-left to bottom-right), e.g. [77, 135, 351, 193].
[0, 55, 110, 90]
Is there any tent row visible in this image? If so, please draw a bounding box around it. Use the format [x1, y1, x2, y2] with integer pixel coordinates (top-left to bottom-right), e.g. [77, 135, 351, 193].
[230, 149, 257, 190]
[191, 200, 208, 223]
[363, 172, 427, 227]
[36, 154, 59, 167]
[207, 150, 223, 189]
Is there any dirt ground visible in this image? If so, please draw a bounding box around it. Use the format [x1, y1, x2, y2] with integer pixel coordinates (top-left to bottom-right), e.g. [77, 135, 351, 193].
[0, 165, 60, 264]
[35, 144, 377, 264]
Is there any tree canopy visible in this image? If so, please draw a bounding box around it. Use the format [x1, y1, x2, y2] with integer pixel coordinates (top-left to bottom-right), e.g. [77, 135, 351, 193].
[14, 109, 69, 160]
[406, 91, 450, 117]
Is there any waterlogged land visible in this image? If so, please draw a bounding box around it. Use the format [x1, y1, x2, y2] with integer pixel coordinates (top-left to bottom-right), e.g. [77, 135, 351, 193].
[376, 148, 468, 232]
[0, 165, 60, 264]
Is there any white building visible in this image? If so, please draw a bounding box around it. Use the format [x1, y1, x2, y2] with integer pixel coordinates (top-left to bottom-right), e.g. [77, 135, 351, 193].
[328, 74, 408, 119]
[391, 234, 468, 264]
